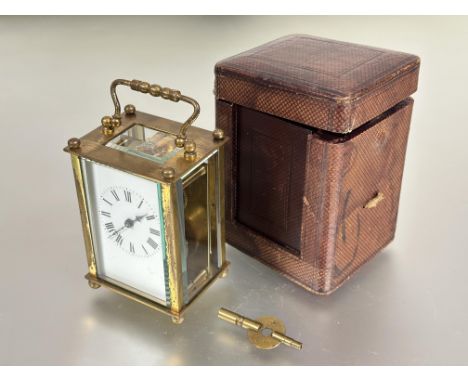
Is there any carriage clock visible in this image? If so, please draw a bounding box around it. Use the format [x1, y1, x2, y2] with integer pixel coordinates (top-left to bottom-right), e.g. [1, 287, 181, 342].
[64, 79, 229, 324]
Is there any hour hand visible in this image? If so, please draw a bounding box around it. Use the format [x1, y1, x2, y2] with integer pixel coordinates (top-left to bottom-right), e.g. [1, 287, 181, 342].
[108, 225, 125, 238]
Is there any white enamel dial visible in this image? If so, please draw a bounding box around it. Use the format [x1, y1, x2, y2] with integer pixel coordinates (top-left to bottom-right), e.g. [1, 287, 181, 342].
[99, 186, 161, 258]
[81, 159, 167, 303]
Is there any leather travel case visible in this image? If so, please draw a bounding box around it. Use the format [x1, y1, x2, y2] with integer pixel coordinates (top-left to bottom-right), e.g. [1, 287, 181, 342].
[215, 35, 420, 294]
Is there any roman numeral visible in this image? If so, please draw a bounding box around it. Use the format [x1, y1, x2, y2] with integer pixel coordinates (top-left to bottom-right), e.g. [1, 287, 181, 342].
[102, 198, 113, 206]
[146, 215, 155, 220]
[101, 211, 111, 218]
[105, 222, 114, 231]
[137, 199, 143, 209]
[147, 237, 158, 249]
[111, 190, 120, 201]
[115, 234, 123, 246]
[150, 228, 160, 236]
[141, 245, 148, 255]
[129, 242, 134, 254]
[124, 190, 132, 203]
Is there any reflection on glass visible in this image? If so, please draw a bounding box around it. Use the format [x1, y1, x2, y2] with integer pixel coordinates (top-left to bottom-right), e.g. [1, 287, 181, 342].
[181, 154, 222, 301]
[106, 124, 182, 164]
[182, 164, 210, 298]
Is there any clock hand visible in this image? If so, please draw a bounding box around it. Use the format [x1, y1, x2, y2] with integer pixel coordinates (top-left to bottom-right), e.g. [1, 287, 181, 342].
[108, 225, 127, 238]
[107, 215, 147, 239]
[109, 219, 133, 239]
[134, 214, 148, 222]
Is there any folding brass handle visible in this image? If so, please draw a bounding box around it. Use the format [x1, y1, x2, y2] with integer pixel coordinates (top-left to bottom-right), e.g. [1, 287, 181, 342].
[108, 78, 200, 147]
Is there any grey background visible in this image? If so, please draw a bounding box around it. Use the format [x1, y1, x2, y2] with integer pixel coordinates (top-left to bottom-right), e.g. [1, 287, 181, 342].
[0, 16, 467, 365]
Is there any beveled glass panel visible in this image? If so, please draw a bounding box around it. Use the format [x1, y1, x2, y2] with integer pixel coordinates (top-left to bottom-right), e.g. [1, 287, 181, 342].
[106, 123, 182, 164]
[180, 152, 222, 301]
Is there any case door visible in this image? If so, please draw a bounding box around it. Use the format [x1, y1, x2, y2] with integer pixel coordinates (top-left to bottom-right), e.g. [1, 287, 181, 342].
[236, 106, 310, 254]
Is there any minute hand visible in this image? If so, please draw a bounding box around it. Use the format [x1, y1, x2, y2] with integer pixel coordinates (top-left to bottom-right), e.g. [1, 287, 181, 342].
[134, 214, 148, 222]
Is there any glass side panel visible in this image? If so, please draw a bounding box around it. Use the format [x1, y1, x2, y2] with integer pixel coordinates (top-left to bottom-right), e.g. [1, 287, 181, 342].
[208, 152, 222, 270]
[183, 164, 210, 299]
[106, 124, 182, 164]
[180, 152, 222, 301]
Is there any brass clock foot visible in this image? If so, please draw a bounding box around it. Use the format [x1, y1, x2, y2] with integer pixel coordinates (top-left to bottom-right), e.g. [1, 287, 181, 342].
[171, 316, 184, 325]
[88, 280, 101, 289]
[220, 268, 229, 278]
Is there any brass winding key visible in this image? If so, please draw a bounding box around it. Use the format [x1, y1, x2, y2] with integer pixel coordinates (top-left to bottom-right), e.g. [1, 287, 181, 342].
[218, 308, 302, 350]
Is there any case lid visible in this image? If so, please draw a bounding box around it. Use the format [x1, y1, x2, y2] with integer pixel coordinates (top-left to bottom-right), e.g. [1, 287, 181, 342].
[215, 34, 420, 134]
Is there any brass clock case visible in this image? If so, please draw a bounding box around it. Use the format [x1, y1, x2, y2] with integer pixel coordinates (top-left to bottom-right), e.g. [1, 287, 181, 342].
[64, 79, 229, 324]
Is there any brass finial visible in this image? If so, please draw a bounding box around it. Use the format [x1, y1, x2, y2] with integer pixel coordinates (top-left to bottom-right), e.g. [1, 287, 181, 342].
[101, 116, 114, 136]
[213, 128, 225, 141]
[101, 116, 112, 127]
[184, 139, 197, 161]
[124, 104, 136, 115]
[111, 117, 121, 128]
[161, 167, 176, 180]
[175, 136, 186, 148]
[67, 137, 81, 150]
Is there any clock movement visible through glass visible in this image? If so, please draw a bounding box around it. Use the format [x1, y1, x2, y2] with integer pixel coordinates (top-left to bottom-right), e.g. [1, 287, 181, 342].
[106, 123, 182, 164]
